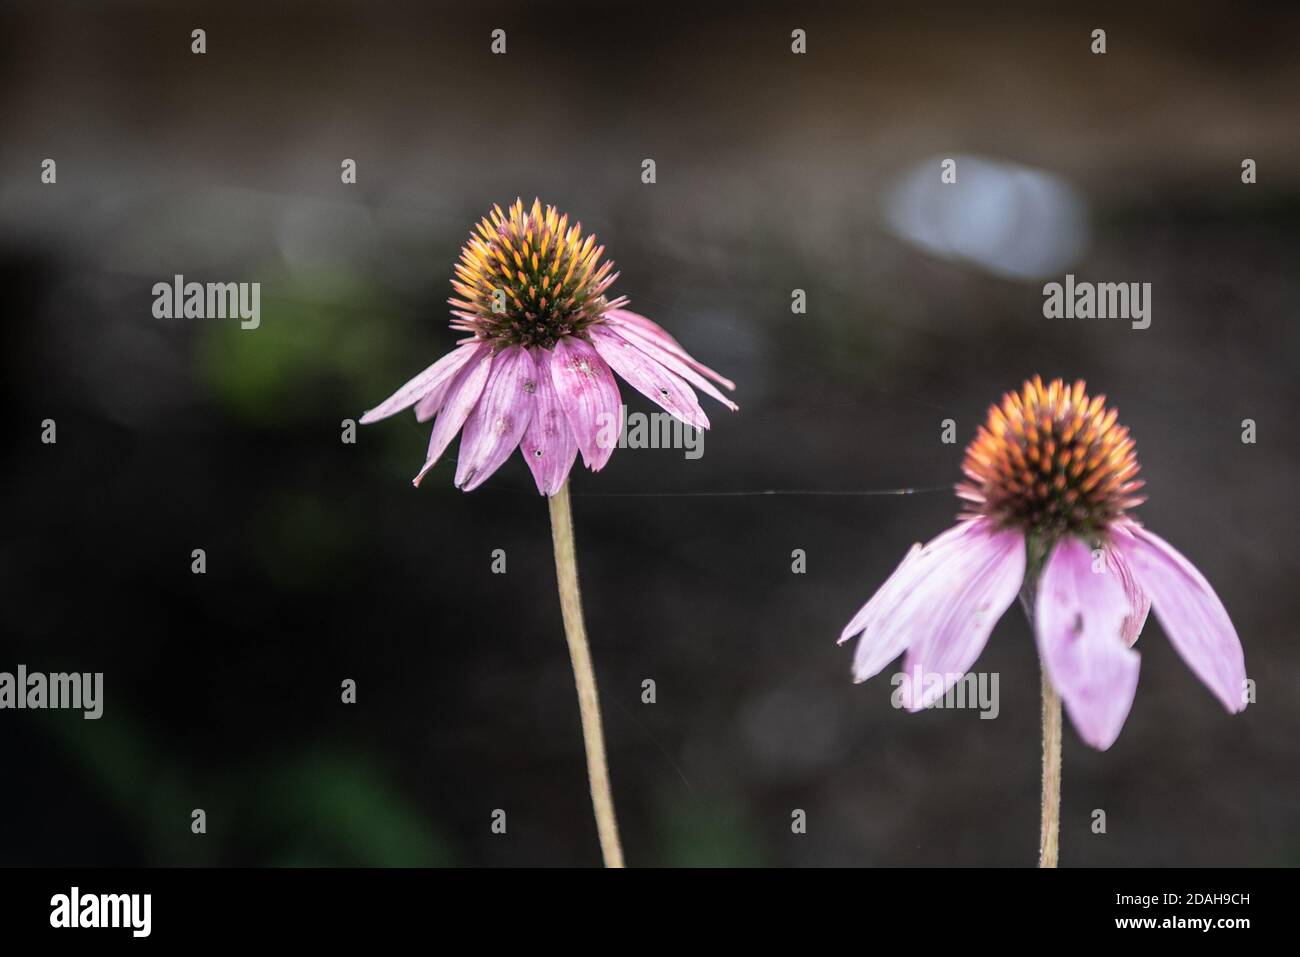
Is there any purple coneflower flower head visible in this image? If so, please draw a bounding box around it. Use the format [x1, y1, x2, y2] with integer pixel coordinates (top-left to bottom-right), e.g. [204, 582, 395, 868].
[840, 376, 1247, 750]
[360, 198, 737, 494]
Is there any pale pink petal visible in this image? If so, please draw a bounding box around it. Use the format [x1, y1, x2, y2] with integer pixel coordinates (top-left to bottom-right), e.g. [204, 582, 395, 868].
[588, 325, 709, 430]
[603, 308, 736, 392]
[840, 545, 922, 647]
[1112, 526, 1247, 713]
[603, 307, 690, 353]
[519, 348, 579, 496]
[360, 343, 482, 425]
[550, 335, 623, 471]
[896, 520, 1026, 710]
[843, 524, 990, 682]
[1105, 537, 1151, 647]
[414, 390, 442, 423]
[412, 346, 493, 487]
[840, 520, 985, 671]
[414, 370, 459, 422]
[596, 321, 737, 411]
[1035, 536, 1141, 750]
[454, 346, 536, 492]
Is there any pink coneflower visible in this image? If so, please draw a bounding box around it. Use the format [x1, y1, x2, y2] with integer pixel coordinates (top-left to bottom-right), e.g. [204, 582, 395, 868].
[359, 198, 736, 494]
[360, 199, 736, 869]
[838, 377, 1247, 864]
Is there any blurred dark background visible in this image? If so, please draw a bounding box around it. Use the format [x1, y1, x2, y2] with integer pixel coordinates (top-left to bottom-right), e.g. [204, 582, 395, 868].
[1, 0, 1297, 866]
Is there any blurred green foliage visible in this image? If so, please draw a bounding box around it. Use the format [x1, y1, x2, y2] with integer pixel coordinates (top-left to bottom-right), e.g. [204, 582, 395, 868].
[52, 712, 452, 866]
[197, 271, 415, 427]
[658, 796, 766, 867]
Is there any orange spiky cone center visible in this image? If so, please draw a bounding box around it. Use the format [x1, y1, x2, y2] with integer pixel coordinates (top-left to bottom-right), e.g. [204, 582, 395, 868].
[957, 377, 1145, 536]
[448, 198, 626, 350]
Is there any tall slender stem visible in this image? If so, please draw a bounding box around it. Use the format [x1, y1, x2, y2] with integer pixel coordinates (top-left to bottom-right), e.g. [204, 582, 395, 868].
[547, 481, 625, 868]
[1039, 663, 1062, 868]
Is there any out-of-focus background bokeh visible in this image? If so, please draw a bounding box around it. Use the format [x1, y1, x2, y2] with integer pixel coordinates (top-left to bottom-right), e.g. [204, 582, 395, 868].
[2, 0, 1297, 866]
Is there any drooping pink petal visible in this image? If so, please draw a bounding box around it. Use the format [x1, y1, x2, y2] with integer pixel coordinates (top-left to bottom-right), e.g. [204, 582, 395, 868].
[840, 522, 992, 685]
[413, 388, 444, 423]
[519, 348, 579, 496]
[840, 544, 923, 648]
[596, 320, 737, 411]
[550, 335, 623, 471]
[895, 520, 1026, 711]
[360, 342, 483, 425]
[603, 307, 690, 353]
[842, 527, 979, 682]
[1111, 525, 1247, 713]
[603, 308, 736, 392]
[1104, 534, 1151, 647]
[412, 346, 493, 487]
[588, 325, 710, 431]
[415, 338, 488, 421]
[454, 346, 536, 492]
[1035, 536, 1141, 750]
